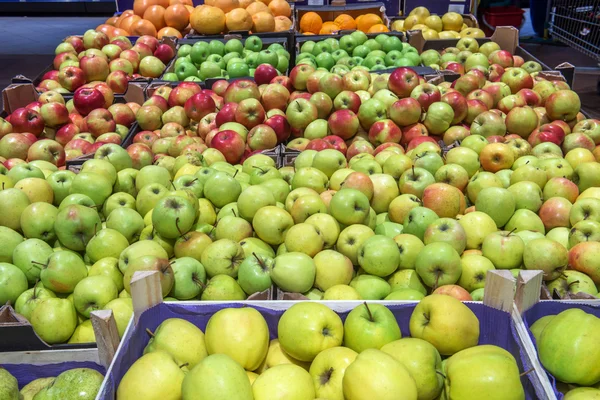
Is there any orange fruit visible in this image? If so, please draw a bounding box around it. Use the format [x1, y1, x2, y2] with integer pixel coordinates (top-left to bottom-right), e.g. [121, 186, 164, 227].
[169, 0, 192, 5]
[213, 0, 239, 13]
[246, 2, 269, 15]
[274, 15, 292, 31]
[334, 14, 356, 30]
[120, 15, 142, 32]
[226, 8, 253, 31]
[303, 32, 315, 35]
[252, 11, 275, 32]
[367, 23, 389, 33]
[268, 0, 290, 17]
[96, 24, 115, 37]
[357, 13, 383, 32]
[164, 4, 189, 30]
[185, 5, 194, 13]
[133, 0, 166, 16]
[116, 10, 134, 27]
[239, 0, 254, 7]
[319, 21, 339, 34]
[144, 5, 167, 30]
[157, 26, 183, 38]
[112, 27, 130, 37]
[106, 16, 119, 26]
[299, 11, 322, 34]
[190, 5, 225, 34]
[257, 0, 272, 5]
[131, 19, 158, 36]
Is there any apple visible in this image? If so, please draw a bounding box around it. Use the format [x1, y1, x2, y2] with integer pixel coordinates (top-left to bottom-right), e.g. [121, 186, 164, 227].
[286, 98, 318, 131]
[388, 67, 419, 98]
[546, 90, 581, 121]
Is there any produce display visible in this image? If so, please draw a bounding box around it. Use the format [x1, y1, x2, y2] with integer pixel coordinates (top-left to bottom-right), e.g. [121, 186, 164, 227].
[1, 3, 599, 400]
[116, 299, 525, 400]
[46, 33, 173, 93]
[299, 12, 388, 35]
[0, 84, 137, 164]
[1, 367, 104, 400]
[391, 7, 486, 40]
[296, 33, 421, 71]
[162, 36, 290, 81]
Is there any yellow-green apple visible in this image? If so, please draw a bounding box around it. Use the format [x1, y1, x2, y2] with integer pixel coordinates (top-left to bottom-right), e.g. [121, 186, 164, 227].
[0, 226, 22, 263]
[290, 194, 327, 224]
[474, 187, 515, 227]
[323, 284, 362, 300]
[253, 364, 315, 400]
[399, 167, 435, 199]
[342, 70, 370, 92]
[573, 119, 600, 144]
[423, 218, 467, 254]
[443, 345, 525, 400]
[309, 92, 333, 119]
[547, 270, 598, 297]
[369, 173, 399, 213]
[510, 164, 547, 188]
[205, 307, 269, 371]
[291, 167, 328, 193]
[0, 262, 27, 305]
[200, 238, 244, 278]
[19, 202, 58, 243]
[458, 211, 498, 249]
[30, 297, 77, 344]
[470, 111, 506, 138]
[306, 213, 340, 250]
[38, 249, 88, 294]
[523, 237, 567, 280]
[271, 252, 316, 293]
[252, 206, 292, 246]
[410, 294, 479, 355]
[545, 90, 581, 121]
[144, 317, 207, 368]
[336, 224, 374, 265]
[14, 283, 55, 320]
[284, 223, 324, 257]
[312, 149, 347, 179]
[357, 235, 401, 277]
[565, 148, 596, 170]
[458, 253, 495, 292]
[343, 303, 401, 353]
[423, 102, 453, 135]
[329, 188, 370, 225]
[73, 275, 118, 317]
[507, 180, 543, 212]
[402, 206, 438, 241]
[350, 274, 391, 300]
[381, 338, 443, 400]
[54, 204, 101, 252]
[572, 161, 600, 192]
[286, 98, 318, 131]
[538, 308, 600, 385]
[118, 351, 186, 399]
[357, 98, 387, 130]
[538, 197, 572, 231]
[256, 339, 311, 373]
[278, 302, 343, 362]
[481, 230, 524, 269]
[88, 257, 124, 292]
[309, 346, 357, 400]
[389, 235, 424, 272]
[342, 349, 418, 400]
[564, 388, 600, 399]
[313, 250, 353, 291]
[505, 106, 538, 138]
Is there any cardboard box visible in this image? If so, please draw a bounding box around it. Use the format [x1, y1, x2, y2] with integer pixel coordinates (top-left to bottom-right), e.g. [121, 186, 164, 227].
[408, 26, 576, 87]
[391, 13, 478, 29]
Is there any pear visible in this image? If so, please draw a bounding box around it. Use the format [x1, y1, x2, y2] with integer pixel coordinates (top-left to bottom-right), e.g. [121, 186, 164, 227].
[0, 368, 19, 400]
[37, 368, 103, 399]
[144, 318, 208, 369]
[20, 377, 55, 400]
[182, 354, 253, 400]
[117, 351, 185, 400]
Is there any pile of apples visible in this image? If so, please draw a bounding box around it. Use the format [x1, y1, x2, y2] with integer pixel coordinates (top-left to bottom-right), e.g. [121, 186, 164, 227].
[117, 299, 526, 400]
[43, 31, 174, 94]
[163, 36, 290, 82]
[1, 367, 103, 400]
[531, 308, 600, 397]
[0, 83, 137, 166]
[296, 32, 421, 71]
[418, 39, 542, 77]
[392, 7, 486, 40]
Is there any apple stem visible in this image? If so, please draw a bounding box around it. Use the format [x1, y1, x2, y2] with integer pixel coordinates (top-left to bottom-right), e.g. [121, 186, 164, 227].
[436, 370, 446, 379]
[520, 367, 535, 377]
[232, 209, 237, 218]
[233, 170, 238, 178]
[175, 217, 184, 237]
[31, 261, 48, 268]
[179, 363, 189, 369]
[253, 252, 266, 269]
[32, 280, 41, 299]
[253, 166, 266, 173]
[170, 180, 175, 190]
[193, 275, 206, 289]
[363, 302, 374, 322]
[567, 280, 580, 290]
[411, 165, 415, 177]
[506, 228, 517, 236]
[432, 272, 441, 292]
[145, 328, 155, 337]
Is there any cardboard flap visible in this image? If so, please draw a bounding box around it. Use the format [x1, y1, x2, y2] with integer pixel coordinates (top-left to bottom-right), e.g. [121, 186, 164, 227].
[123, 82, 146, 105]
[0, 305, 31, 326]
[490, 26, 519, 53]
[2, 83, 38, 114]
[536, 71, 566, 82]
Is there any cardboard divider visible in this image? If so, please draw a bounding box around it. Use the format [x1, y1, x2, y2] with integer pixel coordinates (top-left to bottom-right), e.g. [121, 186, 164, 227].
[95, 269, 543, 400]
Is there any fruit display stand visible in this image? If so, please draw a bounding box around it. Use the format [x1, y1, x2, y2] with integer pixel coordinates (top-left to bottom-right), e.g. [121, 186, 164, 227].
[92, 269, 552, 399]
[390, 13, 479, 30]
[511, 271, 600, 400]
[159, 35, 292, 83]
[294, 2, 391, 34]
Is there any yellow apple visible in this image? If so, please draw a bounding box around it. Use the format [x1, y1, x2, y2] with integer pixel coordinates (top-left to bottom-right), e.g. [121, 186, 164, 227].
[144, 317, 208, 368]
[68, 320, 95, 344]
[205, 307, 269, 371]
[253, 364, 316, 400]
[323, 285, 362, 300]
[255, 339, 311, 373]
[182, 354, 253, 400]
[103, 298, 133, 338]
[15, 177, 54, 203]
[310, 346, 358, 400]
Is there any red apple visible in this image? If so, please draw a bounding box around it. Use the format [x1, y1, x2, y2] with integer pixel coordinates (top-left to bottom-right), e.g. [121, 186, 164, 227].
[441, 91, 468, 125]
[106, 70, 129, 93]
[368, 119, 402, 146]
[323, 135, 347, 155]
[154, 43, 175, 64]
[58, 66, 86, 92]
[306, 138, 334, 151]
[168, 82, 203, 107]
[85, 108, 116, 138]
[270, 76, 293, 93]
[410, 83, 441, 111]
[73, 87, 105, 116]
[388, 67, 419, 98]
[211, 80, 229, 97]
[328, 109, 359, 140]
[223, 79, 260, 104]
[261, 83, 290, 111]
[215, 103, 238, 127]
[234, 98, 265, 129]
[401, 123, 429, 147]
[184, 93, 216, 122]
[133, 130, 159, 147]
[10, 108, 45, 137]
[210, 130, 245, 163]
[264, 114, 291, 144]
[254, 64, 278, 86]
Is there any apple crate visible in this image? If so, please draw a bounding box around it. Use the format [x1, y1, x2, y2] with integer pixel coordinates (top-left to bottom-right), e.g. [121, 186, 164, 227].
[158, 34, 293, 83]
[92, 270, 550, 399]
[389, 13, 479, 29]
[408, 26, 576, 87]
[294, 2, 390, 35]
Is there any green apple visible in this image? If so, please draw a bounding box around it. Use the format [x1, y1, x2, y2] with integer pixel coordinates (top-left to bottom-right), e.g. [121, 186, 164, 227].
[237, 185, 276, 222]
[106, 208, 145, 244]
[343, 349, 418, 399]
[271, 252, 315, 293]
[350, 274, 390, 300]
[387, 268, 427, 294]
[309, 346, 357, 400]
[145, 317, 208, 368]
[481, 231, 524, 270]
[403, 206, 439, 241]
[20, 202, 58, 243]
[30, 297, 77, 344]
[385, 288, 425, 300]
[475, 187, 516, 227]
[39, 250, 88, 294]
[201, 238, 245, 278]
[200, 274, 246, 300]
[344, 303, 401, 353]
[507, 181, 543, 212]
[423, 218, 467, 254]
[15, 283, 56, 320]
[278, 302, 343, 362]
[505, 209, 545, 234]
[409, 294, 479, 356]
[118, 240, 168, 274]
[73, 275, 118, 317]
[253, 206, 294, 245]
[0, 262, 28, 305]
[169, 257, 206, 300]
[523, 238, 568, 280]
[0, 226, 23, 263]
[458, 254, 496, 292]
[0, 367, 19, 399]
[330, 188, 370, 225]
[54, 204, 102, 252]
[357, 235, 401, 277]
[237, 253, 273, 295]
[118, 351, 185, 399]
[459, 211, 498, 249]
[547, 270, 598, 297]
[88, 257, 124, 292]
[85, 228, 129, 263]
[239, 237, 275, 259]
[416, 242, 462, 288]
[204, 172, 242, 208]
[103, 297, 133, 338]
[443, 345, 525, 399]
[12, 238, 54, 285]
[205, 307, 269, 371]
[381, 338, 444, 400]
